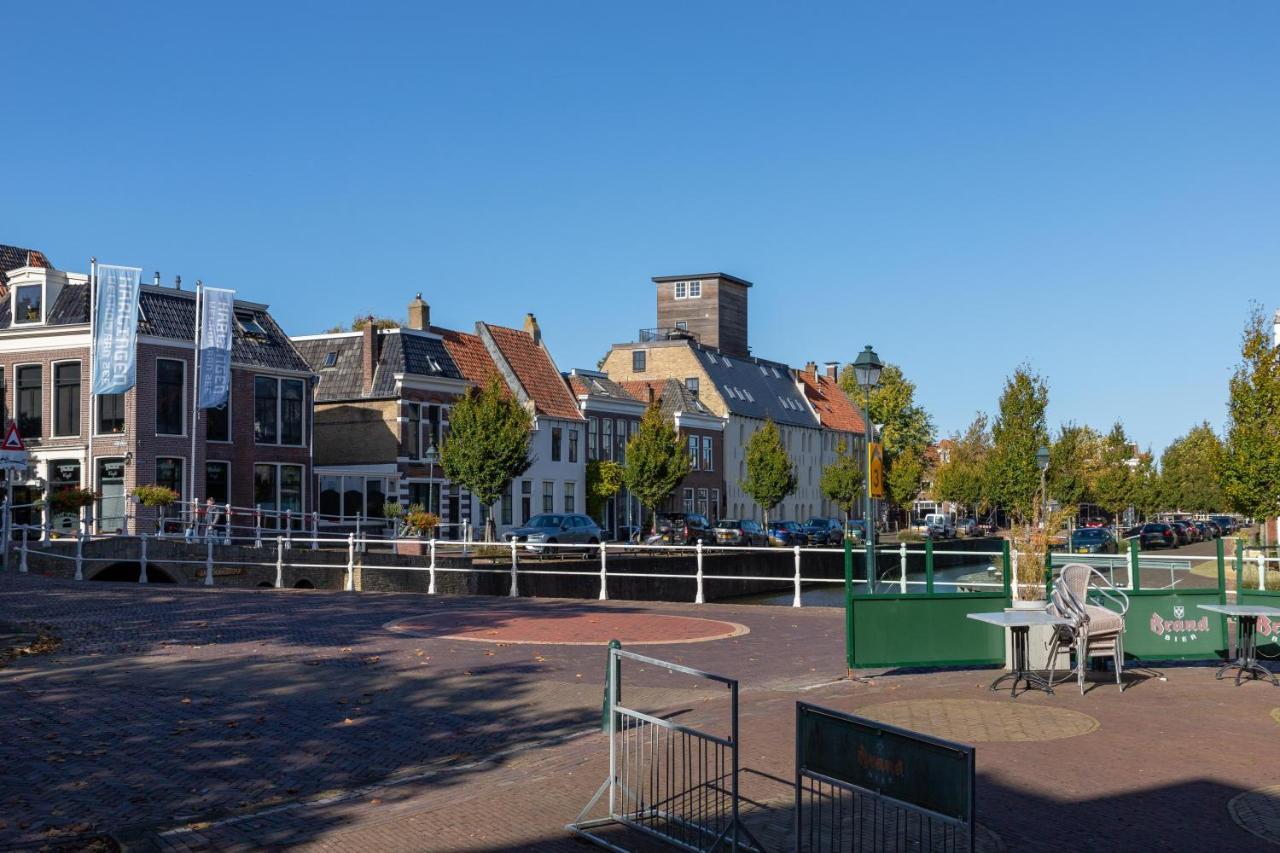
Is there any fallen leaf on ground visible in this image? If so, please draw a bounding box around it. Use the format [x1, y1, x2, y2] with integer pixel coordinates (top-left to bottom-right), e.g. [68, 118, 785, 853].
[343, 718, 354, 725]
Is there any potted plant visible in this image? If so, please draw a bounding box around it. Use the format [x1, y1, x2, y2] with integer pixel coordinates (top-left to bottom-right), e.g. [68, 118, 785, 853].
[1004, 500, 1071, 670]
[132, 485, 179, 535]
[395, 505, 441, 555]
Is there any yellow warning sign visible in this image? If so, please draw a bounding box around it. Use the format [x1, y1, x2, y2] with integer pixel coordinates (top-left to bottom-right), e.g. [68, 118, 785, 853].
[868, 442, 885, 499]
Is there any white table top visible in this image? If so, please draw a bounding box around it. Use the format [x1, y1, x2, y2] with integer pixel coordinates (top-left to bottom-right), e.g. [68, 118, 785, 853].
[1198, 603, 1280, 618]
[967, 610, 1074, 628]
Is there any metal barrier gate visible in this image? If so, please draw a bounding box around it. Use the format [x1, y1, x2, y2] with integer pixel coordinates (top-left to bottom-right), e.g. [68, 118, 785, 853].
[795, 702, 975, 852]
[568, 646, 761, 852]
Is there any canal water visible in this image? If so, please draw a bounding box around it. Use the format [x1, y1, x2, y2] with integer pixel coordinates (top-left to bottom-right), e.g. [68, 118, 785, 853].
[732, 560, 1001, 607]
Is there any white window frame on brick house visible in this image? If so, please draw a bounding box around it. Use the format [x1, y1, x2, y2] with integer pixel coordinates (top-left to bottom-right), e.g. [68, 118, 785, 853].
[683, 488, 694, 514]
[688, 435, 699, 470]
[206, 459, 231, 505]
[254, 375, 307, 447]
[587, 416, 598, 460]
[13, 361, 42, 441]
[155, 456, 186, 502]
[155, 357, 188, 437]
[563, 482, 575, 513]
[12, 283, 44, 326]
[542, 480, 554, 514]
[702, 435, 713, 471]
[51, 359, 82, 438]
[255, 462, 306, 521]
[93, 391, 127, 438]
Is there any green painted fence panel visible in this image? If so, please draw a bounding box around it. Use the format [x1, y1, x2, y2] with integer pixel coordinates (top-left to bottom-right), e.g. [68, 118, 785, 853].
[850, 594, 1007, 669]
[1098, 590, 1227, 661]
[1237, 589, 1280, 657]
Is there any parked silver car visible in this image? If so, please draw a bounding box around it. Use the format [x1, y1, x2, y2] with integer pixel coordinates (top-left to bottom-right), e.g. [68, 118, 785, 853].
[712, 518, 768, 547]
[955, 518, 978, 537]
[504, 513, 602, 554]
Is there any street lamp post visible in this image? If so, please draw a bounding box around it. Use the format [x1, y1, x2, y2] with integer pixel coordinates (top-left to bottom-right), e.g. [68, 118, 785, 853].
[1037, 445, 1050, 524]
[853, 345, 883, 586]
[424, 444, 440, 530]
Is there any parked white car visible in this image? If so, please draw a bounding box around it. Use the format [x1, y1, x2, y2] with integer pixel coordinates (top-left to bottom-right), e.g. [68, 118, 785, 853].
[925, 513, 955, 539]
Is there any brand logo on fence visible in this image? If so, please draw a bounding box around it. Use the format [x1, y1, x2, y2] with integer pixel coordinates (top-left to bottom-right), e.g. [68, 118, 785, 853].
[1150, 610, 1209, 643]
[1259, 615, 1279, 640]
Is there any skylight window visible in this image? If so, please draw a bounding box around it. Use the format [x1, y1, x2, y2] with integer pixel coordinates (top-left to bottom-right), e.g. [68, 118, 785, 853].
[323, 351, 338, 368]
[771, 368, 782, 379]
[236, 310, 268, 338]
[759, 365, 768, 375]
[722, 357, 733, 368]
[743, 390, 754, 402]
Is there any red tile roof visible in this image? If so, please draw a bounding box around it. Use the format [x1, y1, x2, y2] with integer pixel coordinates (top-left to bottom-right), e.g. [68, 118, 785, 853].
[484, 324, 584, 421]
[616, 379, 664, 407]
[797, 369, 865, 434]
[439, 327, 502, 388]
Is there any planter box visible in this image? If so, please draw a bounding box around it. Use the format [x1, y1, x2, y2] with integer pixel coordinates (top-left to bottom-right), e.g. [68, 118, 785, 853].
[1005, 601, 1071, 672]
[394, 539, 429, 556]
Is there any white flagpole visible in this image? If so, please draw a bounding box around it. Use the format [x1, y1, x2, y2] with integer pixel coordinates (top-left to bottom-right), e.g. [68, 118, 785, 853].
[189, 281, 203, 516]
[86, 258, 97, 536]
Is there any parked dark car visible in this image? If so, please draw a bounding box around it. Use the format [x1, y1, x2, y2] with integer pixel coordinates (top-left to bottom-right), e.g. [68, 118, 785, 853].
[1210, 515, 1237, 536]
[767, 520, 808, 547]
[1193, 520, 1217, 540]
[1169, 521, 1196, 545]
[1068, 527, 1117, 554]
[955, 518, 978, 537]
[801, 517, 844, 546]
[846, 520, 867, 543]
[1137, 522, 1177, 550]
[712, 519, 768, 547]
[654, 513, 714, 545]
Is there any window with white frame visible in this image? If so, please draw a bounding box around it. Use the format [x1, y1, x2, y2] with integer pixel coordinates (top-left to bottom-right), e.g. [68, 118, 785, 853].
[53, 361, 80, 437]
[588, 417, 598, 459]
[542, 481, 554, 513]
[688, 435, 699, 470]
[156, 457, 185, 500]
[674, 281, 687, 299]
[563, 483, 575, 513]
[688, 280, 701, 298]
[206, 461, 230, 504]
[602, 418, 613, 460]
[254, 376, 306, 446]
[13, 284, 42, 325]
[683, 488, 694, 514]
[156, 359, 185, 436]
[702, 436, 713, 471]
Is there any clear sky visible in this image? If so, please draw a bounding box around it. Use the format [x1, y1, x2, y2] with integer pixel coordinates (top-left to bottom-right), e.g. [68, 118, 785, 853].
[6, 2, 1278, 455]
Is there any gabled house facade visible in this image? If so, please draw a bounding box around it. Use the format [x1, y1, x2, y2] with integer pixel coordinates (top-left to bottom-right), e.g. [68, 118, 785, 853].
[0, 246, 315, 535]
[566, 368, 645, 538]
[295, 299, 585, 539]
[795, 361, 867, 517]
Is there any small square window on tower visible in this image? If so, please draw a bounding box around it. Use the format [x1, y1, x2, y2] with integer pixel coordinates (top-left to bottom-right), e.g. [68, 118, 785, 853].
[674, 281, 687, 299]
[632, 350, 647, 372]
[688, 280, 701, 298]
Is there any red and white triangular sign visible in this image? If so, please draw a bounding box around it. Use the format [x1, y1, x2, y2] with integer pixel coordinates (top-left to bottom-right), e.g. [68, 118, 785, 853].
[2, 422, 24, 451]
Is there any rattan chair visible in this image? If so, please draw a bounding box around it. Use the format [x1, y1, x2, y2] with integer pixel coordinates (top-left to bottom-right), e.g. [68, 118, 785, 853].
[1046, 563, 1130, 693]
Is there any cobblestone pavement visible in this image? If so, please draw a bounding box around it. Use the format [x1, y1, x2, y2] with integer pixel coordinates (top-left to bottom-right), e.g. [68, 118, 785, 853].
[2, 572, 1278, 851]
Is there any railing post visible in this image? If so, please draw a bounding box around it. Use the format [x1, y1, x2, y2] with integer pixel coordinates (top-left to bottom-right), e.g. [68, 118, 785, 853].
[19, 526, 28, 573]
[898, 540, 907, 593]
[792, 544, 802, 608]
[255, 510, 262, 549]
[599, 541, 608, 601]
[285, 510, 293, 549]
[139, 532, 149, 584]
[222, 504, 231, 546]
[925, 536, 935, 594]
[42, 510, 51, 547]
[1010, 547, 1019, 601]
[1129, 537, 1141, 592]
[275, 536, 284, 589]
[204, 537, 215, 586]
[1001, 539, 1012, 602]
[1258, 551, 1267, 591]
[694, 540, 704, 604]
[157, 505, 167, 540]
[509, 538, 519, 598]
[311, 512, 319, 550]
[428, 538, 437, 595]
[345, 533, 355, 591]
[355, 514, 362, 550]
[74, 531, 84, 581]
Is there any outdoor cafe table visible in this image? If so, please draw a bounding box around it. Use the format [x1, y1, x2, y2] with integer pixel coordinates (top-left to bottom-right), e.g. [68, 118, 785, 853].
[967, 610, 1074, 698]
[1197, 604, 1280, 687]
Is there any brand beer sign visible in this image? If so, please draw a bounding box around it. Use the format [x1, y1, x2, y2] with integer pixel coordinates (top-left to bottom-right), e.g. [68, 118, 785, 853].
[1258, 614, 1280, 642]
[1149, 604, 1210, 643]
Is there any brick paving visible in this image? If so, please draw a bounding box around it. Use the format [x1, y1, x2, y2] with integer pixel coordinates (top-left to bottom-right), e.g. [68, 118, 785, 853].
[388, 611, 749, 645]
[2, 572, 1278, 851]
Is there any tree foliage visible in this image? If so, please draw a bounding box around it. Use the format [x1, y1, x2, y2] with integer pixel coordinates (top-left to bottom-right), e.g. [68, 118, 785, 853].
[1092, 422, 1136, 523]
[820, 440, 864, 522]
[740, 419, 797, 525]
[1221, 305, 1280, 520]
[839, 362, 935, 517]
[586, 459, 625, 523]
[1048, 423, 1100, 511]
[985, 366, 1050, 523]
[1159, 422, 1226, 512]
[439, 377, 532, 538]
[932, 414, 992, 514]
[623, 406, 690, 531]
[325, 315, 403, 333]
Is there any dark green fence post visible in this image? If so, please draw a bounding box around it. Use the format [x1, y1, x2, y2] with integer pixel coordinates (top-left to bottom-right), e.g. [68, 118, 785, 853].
[1129, 537, 1141, 592]
[844, 537, 855, 673]
[601, 639, 621, 733]
[1001, 539, 1012, 604]
[1043, 548, 1054, 600]
[925, 536, 935, 594]
[1216, 537, 1228, 644]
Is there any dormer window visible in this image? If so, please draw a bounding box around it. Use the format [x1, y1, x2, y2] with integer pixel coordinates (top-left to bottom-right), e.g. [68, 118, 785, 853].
[236, 310, 268, 339]
[13, 284, 42, 325]
[323, 351, 338, 368]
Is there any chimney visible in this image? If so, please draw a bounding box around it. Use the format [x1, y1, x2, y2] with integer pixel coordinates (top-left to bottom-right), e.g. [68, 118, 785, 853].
[647, 384, 656, 406]
[825, 361, 839, 380]
[153, 271, 161, 286]
[362, 316, 380, 394]
[175, 275, 182, 291]
[523, 312, 541, 346]
[408, 293, 430, 330]
[804, 361, 818, 376]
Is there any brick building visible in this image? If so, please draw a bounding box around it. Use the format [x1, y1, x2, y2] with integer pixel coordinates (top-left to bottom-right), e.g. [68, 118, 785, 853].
[0, 246, 314, 534]
[565, 369, 646, 538]
[294, 297, 585, 539]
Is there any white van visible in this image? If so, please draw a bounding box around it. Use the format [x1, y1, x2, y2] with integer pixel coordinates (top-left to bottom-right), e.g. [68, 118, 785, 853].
[924, 513, 955, 538]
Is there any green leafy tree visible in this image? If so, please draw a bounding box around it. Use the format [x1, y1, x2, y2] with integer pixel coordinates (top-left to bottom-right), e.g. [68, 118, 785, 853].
[325, 314, 402, 333]
[932, 413, 992, 518]
[1092, 422, 1136, 525]
[1221, 305, 1280, 524]
[1049, 423, 1101, 512]
[586, 459, 625, 524]
[1159, 422, 1226, 512]
[820, 440, 864, 524]
[741, 419, 797, 525]
[839, 363, 935, 520]
[1131, 449, 1162, 519]
[623, 406, 690, 533]
[984, 365, 1050, 524]
[439, 377, 533, 540]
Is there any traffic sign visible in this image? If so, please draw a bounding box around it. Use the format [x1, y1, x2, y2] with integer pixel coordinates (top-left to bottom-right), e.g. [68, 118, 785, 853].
[868, 442, 885, 500]
[1, 423, 24, 451]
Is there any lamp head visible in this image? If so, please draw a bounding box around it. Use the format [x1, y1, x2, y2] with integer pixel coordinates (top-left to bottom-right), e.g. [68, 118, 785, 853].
[852, 345, 883, 391]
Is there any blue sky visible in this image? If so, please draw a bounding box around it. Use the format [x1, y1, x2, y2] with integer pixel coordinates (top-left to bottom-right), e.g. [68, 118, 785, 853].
[6, 2, 1278, 455]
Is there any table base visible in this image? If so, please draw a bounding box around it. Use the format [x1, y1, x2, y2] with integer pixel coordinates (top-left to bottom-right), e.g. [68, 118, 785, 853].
[990, 625, 1055, 698]
[1218, 616, 1279, 687]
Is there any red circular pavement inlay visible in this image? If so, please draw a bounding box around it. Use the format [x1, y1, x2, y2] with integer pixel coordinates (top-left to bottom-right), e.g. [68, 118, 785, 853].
[386, 611, 749, 645]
